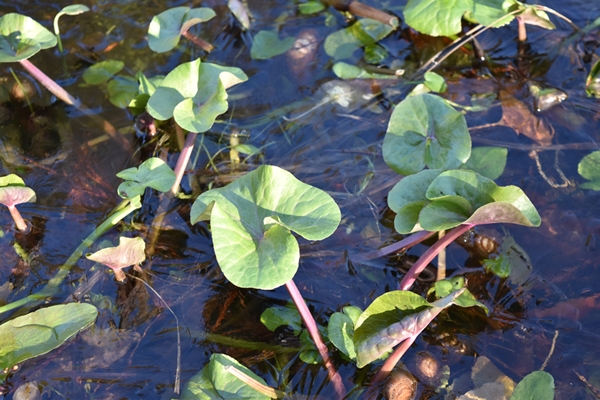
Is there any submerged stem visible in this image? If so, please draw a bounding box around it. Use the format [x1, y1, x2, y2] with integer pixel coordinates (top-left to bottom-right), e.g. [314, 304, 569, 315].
[285, 279, 346, 399]
[399, 224, 473, 291]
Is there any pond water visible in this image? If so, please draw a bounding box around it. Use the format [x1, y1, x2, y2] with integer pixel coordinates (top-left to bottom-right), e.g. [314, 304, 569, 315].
[0, 0, 600, 399]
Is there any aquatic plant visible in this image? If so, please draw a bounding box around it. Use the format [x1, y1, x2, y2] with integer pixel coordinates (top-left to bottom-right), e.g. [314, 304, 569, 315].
[0, 175, 35, 232]
[53, 4, 89, 54]
[86, 237, 146, 282]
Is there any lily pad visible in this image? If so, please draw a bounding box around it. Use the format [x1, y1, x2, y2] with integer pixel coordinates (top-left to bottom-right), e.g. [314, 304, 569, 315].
[383, 93, 471, 176]
[148, 7, 216, 53]
[511, 371, 554, 400]
[460, 147, 508, 180]
[420, 169, 541, 231]
[578, 150, 600, 191]
[354, 289, 463, 368]
[83, 60, 124, 85]
[0, 13, 57, 63]
[0, 174, 36, 207]
[146, 58, 247, 133]
[250, 30, 294, 60]
[324, 18, 393, 60]
[181, 353, 270, 400]
[0, 303, 98, 380]
[116, 157, 176, 199]
[190, 165, 341, 290]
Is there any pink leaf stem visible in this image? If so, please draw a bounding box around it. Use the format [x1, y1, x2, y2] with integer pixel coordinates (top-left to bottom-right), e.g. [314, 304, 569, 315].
[285, 279, 346, 399]
[399, 224, 473, 291]
[169, 132, 197, 197]
[8, 205, 28, 232]
[355, 230, 435, 262]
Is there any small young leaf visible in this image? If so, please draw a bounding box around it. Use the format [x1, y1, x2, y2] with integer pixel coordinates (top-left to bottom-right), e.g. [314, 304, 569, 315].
[116, 157, 176, 199]
[578, 150, 600, 191]
[0, 303, 98, 380]
[424, 71, 447, 93]
[86, 236, 146, 271]
[383, 94, 471, 176]
[83, 60, 124, 85]
[0, 13, 57, 62]
[460, 147, 508, 180]
[148, 7, 216, 53]
[324, 18, 393, 60]
[510, 371, 555, 400]
[260, 304, 303, 335]
[328, 311, 357, 360]
[190, 165, 341, 290]
[299, 1, 326, 14]
[180, 353, 270, 400]
[250, 30, 295, 60]
[430, 277, 488, 314]
[515, 5, 555, 30]
[54, 5, 90, 36]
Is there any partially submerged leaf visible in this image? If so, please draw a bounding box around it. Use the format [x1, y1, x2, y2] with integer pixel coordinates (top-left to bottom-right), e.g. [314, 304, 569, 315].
[148, 7, 216, 53]
[260, 304, 303, 335]
[499, 91, 554, 146]
[86, 236, 146, 271]
[460, 147, 508, 180]
[116, 157, 176, 199]
[190, 165, 341, 290]
[0, 13, 57, 62]
[181, 353, 270, 400]
[511, 371, 555, 400]
[333, 62, 398, 80]
[0, 303, 98, 380]
[250, 30, 294, 60]
[578, 150, 600, 191]
[0, 174, 36, 207]
[515, 5, 555, 30]
[383, 93, 471, 176]
[324, 18, 393, 60]
[146, 58, 247, 133]
[82, 60, 124, 85]
[483, 232, 532, 285]
[108, 76, 138, 108]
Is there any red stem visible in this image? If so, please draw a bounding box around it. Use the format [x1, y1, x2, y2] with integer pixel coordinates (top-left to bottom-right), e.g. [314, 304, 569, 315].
[399, 224, 473, 291]
[182, 30, 214, 52]
[355, 230, 435, 262]
[370, 336, 416, 389]
[8, 205, 28, 232]
[169, 132, 197, 197]
[285, 279, 346, 399]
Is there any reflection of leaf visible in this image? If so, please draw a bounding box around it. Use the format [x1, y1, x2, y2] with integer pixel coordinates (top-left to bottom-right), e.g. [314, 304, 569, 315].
[499, 91, 554, 146]
[250, 31, 294, 60]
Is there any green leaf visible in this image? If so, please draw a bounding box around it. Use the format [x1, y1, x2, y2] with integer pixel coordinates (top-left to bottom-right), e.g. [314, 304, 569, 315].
[250, 31, 295, 60]
[388, 169, 443, 233]
[484, 233, 532, 285]
[328, 311, 357, 360]
[181, 353, 270, 400]
[148, 7, 216, 53]
[54, 5, 90, 35]
[424, 71, 447, 93]
[108, 76, 138, 108]
[586, 59, 600, 98]
[0, 174, 36, 207]
[460, 147, 507, 180]
[420, 169, 541, 230]
[260, 304, 302, 335]
[332, 62, 397, 80]
[383, 94, 471, 176]
[116, 157, 176, 199]
[515, 5, 555, 30]
[466, 0, 514, 27]
[510, 371, 555, 400]
[83, 60, 124, 85]
[0, 13, 57, 62]
[578, 150, 600, 191]
[0, 303, 98, 380]
[430, 277, 488, 314]
[128, 73, 164, 113]
[324, 18, 393, 60]
[190, 165, 341, 290]
[363, 43, 388, 64]
[404, 0, 472, 37]
[354, 290, 463, 368]
[146, 58, 247, 133]
[299, 1, 326, 14]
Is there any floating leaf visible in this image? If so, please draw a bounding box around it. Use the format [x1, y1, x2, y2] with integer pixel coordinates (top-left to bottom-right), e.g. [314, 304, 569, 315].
[108, 76, 138, 108]
[299, 1, 326, 14]
[148, 7, 216, 53]
[421, 169, 541, 231]
[324, 18, 393, 60]
[332, 62, 397, 80]
[0, 174, 36, 208]
[460, 147, 508, 180]
[511, 371, 555, 400]
[260, 304, 302, 335]
[0, 13, 57, 62]
[190, 165, 341, 290]
[116, 157, 176, 199]
[86, 237, 146, 281]
[181, 353, 270, 400]
[354, 289, 463, 368]
[83, 60, 124, 85]
[383, 93, 471, 176]
[146, 58, 247, 133]
[0, 303, 98, 380]
[251, 30, 295, 60]
[578, 150, 600, 191]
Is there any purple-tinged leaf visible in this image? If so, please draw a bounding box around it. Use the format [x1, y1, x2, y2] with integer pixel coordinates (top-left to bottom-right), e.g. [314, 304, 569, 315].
[86, 237, 145, 281]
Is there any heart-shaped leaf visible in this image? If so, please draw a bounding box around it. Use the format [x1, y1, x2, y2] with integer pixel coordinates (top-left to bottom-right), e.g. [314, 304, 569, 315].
[0, 13, 57, 62]
[429, 277, 488, 313]
[324, 18, 393, 60]
[420, 169, 541, 231]
[108, 76, 138, 108]
[354, 289, 463, 368]
[383, 94, 471, 176]
[148, 7, 216, 53]
[515, 5, 555, 30]
[250, 30, 295, 60]
[460, 146, 508, 180]
[86, 236, 146, 271]
[260, 304, 302, 335]
[190, 165, 341, 290]
[116, 157, 176, 199]
[146, 58, 247, 133]
[0, 303, 98, 380]
[0, 174, 36, 208]
[578, 150, 600, 191]
[181, 353, 271, 400]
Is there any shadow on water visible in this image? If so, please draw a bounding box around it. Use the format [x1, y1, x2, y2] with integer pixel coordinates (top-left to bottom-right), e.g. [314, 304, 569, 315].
[0, 0, 599, 398]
